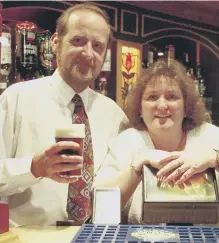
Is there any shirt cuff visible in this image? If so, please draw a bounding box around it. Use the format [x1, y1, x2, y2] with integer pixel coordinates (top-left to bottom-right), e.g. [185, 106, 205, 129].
[3, 155, 40, 187]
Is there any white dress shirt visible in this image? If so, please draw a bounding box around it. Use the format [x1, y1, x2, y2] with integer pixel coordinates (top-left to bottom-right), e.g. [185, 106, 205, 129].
[0, 71, 127, 226]
[94, 123, 219, 224]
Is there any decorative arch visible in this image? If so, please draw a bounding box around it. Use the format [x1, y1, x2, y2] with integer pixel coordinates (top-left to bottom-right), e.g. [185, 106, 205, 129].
[1, 6, 63, 29]
[142, 27, 219, 59]
[1, 3, 118, 32]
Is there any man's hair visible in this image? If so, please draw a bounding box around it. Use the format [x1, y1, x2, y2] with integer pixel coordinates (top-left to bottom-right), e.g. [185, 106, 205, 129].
[126, 59, 208, 132]
[56, 3, 113, 48]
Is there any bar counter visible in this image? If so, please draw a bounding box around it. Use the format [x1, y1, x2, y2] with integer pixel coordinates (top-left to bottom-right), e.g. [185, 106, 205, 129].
[2, 223, 219, 242]
[0, 226, 80, 243]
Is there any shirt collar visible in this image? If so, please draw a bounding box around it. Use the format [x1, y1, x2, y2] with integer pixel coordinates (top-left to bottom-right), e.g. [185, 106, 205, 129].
[51, 70, 90, 110]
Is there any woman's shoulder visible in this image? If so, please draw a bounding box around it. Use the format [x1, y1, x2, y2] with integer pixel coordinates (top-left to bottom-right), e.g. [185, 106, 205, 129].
[188, 123, 219, 141]
[186, 123, 219, 149]
[118, 128, 149, 141]
[109, 128, 148, 151]
[191, 123, 219, 135]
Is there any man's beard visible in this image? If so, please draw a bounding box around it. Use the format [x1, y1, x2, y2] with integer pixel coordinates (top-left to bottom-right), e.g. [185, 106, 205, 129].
[57, 57, 99, 88]
[64, 65, 93, 84]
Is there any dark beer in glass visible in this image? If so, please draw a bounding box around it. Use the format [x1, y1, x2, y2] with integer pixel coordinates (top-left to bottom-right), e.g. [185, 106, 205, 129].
[55, 124, 85, 178]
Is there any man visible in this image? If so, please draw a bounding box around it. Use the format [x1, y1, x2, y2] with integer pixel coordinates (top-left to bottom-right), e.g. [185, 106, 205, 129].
[0, 3, 127, 226]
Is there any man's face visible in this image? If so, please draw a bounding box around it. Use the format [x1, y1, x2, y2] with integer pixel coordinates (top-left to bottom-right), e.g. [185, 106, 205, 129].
[52, 10, 110, 90]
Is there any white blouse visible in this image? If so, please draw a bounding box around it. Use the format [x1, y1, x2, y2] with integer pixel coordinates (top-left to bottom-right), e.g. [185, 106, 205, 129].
[95, 123, 219, 224]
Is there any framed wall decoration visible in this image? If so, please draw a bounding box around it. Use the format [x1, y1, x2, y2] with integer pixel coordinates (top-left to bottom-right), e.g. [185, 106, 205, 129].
[116, 40, 142, 110]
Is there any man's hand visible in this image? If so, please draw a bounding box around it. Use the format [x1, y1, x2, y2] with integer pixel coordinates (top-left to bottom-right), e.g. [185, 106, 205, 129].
[31, 141, 83, 183]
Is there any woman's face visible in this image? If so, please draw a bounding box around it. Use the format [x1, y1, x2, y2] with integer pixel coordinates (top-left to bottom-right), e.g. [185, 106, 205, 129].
[141, 79, 185, 133]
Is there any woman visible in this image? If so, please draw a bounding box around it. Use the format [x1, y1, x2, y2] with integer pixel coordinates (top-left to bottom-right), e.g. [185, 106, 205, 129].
[93, 59, 219, 224]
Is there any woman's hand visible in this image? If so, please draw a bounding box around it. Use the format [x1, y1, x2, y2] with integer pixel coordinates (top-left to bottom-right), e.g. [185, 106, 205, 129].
[133, 149, 171, 172]
[156, 148, 217, 185]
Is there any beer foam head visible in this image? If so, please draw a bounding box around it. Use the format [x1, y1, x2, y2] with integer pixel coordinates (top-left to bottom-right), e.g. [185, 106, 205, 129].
[55, 124, 85, 138]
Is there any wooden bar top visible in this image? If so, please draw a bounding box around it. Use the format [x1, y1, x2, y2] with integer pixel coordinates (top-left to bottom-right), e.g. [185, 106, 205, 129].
[0, 225, 80, 243]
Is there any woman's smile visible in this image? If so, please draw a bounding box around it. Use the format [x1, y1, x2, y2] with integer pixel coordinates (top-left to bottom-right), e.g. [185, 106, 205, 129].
[154, 114, 171, 118]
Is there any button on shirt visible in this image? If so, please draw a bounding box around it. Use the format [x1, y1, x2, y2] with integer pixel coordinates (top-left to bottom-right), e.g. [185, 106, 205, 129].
[0, 71, 127, 226]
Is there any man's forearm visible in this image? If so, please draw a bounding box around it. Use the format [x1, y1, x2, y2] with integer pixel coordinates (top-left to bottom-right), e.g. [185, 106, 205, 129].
[0, 156, 39, 196]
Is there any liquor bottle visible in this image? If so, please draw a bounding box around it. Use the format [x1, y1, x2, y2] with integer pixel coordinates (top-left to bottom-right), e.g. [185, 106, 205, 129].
[196, 63, 206, 97]
[196, 43, 206, 97]
[147, 50, 154, 68]
[188, 68, 199, 94]
[15, 21, 38, 82]
[99, 77, 107, 96]
[168, 44, 175, 59]
[164, 44, 175, 65]
[183, 52, 190, 74]
[0, 23, 12, 94]
[98, 49, 111, 96]
[37, 30, 54, 77]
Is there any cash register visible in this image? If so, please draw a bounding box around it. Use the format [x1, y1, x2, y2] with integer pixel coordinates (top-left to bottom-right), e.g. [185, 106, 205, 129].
[72, 166, 219, 242]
